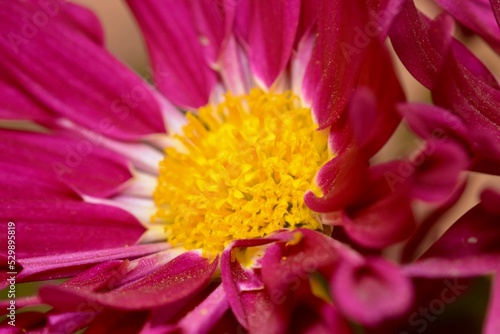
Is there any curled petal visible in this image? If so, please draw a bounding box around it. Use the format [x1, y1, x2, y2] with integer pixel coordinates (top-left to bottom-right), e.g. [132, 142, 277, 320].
[331, 257, 413, 326]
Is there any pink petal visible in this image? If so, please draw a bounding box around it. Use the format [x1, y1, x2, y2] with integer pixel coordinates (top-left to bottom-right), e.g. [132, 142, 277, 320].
[389, 3, 453, 88]
[355, 41, 405, 157]
[411, 142, 468, 202]
[16, 243, 169, 283]
[342, 162, 416, 248]
[402, 180, 468, 263]
[0, 79, 53, 124]
[491, 0, 500, 26]
[304, 0, 404, 129]
[399, 103, 500, 175]
[261, 229, 343, 295]
[221, 238, 278, 328]
[432, 42, 500, 163]
[41, 252, 217, 310]
[235, 0, 300, 88]
[305, 148, 369, 213]
[177, 285, 229, 334]
[421, 190, 500, 261]
[218, 35, 251, 95]
[126, 0, 219, 109]
[0, 2, 165, 140]
[295, 0, 320, 44]
[0, 199, 144, 258]
[331, 257, 413, 326]
[0, 130, 132, 198]
[436, 0, 500, 53]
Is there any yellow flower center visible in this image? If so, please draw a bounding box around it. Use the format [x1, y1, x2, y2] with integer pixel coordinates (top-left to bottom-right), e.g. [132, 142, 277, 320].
[153, 89, 329, 256]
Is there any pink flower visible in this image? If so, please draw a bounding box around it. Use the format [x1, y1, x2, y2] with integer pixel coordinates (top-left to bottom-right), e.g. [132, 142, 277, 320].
[0, 0, 499, 333]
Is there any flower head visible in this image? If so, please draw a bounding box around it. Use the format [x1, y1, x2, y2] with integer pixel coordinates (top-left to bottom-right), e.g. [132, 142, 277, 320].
[1, 0, 500, 333]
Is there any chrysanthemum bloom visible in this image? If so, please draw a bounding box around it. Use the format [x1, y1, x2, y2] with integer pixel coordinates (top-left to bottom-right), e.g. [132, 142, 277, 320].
[0, 0, 499, 333]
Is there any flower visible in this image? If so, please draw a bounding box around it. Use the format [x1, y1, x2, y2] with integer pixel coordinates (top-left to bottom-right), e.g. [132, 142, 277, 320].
[0, 0, 499, 333]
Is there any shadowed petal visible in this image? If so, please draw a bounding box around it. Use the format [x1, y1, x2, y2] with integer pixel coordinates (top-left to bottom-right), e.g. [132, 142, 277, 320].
[435, 0, 500, 53]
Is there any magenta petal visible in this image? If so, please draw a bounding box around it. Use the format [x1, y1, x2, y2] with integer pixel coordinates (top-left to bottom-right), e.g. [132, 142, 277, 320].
[435, 0, 500, 53]
[304, 0, 403, 129]
[389, 3, 452, 88]
[0, 163, 78, 200]
[221, 238, 277, 328]
[432, 42, 500, 163]
[0, 80, 54, 124]
[342, 162, 416, 248]
[398, 103, 469, 144]
[305, 149, 369, 212]
[15, 243, 169, 283]
[58, 1, 105, 45]
[295, 0, 320, 43]
[47, 311, 97, 334]
[0, 130, 132, 198]
[0, 2, 165, 140]
[41, 252, 217, 310]
[411, 142, 468, 202]
[421, 190, 500, 260]
[356, 41, 405, 156]
[403, 255, 499, 278]
[177, 285, 229, 334]
[235, 0, 300, 87]
[0, 200, 144, 258]
[126, 0, 218, 109]
[331, 257, 413, 326]
[261, 229, 343, 294]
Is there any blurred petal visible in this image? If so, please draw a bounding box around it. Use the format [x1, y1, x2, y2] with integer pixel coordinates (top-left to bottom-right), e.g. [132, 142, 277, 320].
[41, 252, 217, 310]
[331, 257, 413, 326]
[436, 0, 500, 53]
[177, 285, 229, 334]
